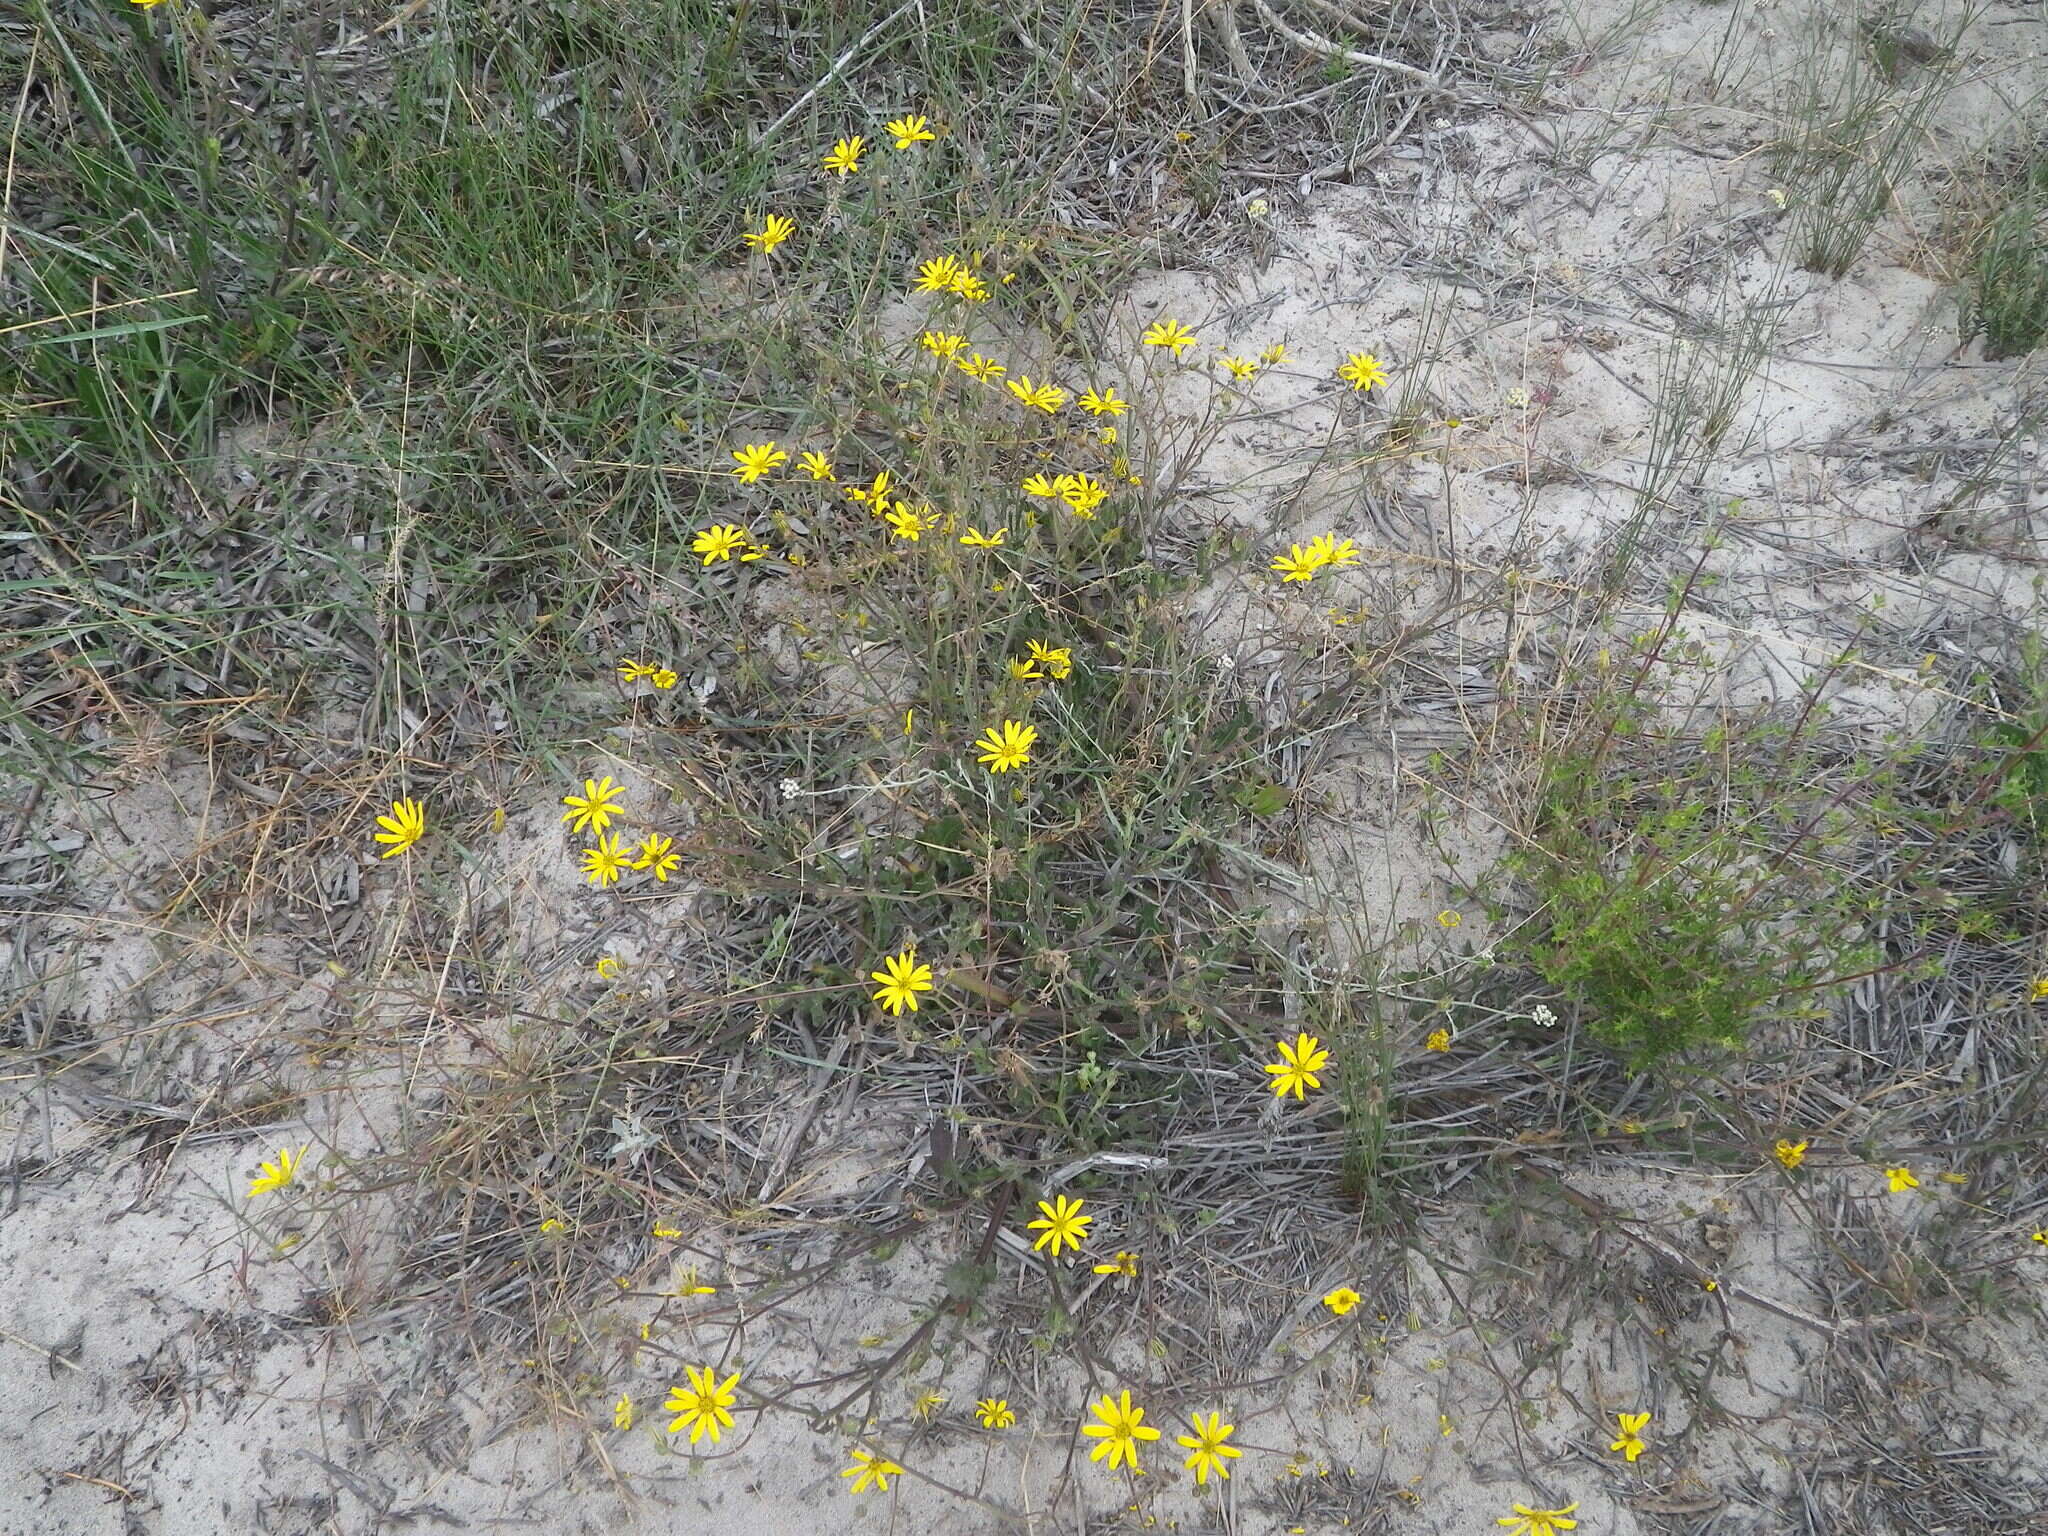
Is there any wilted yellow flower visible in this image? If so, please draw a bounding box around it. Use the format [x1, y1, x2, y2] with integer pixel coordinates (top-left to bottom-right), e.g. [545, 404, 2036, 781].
[1093, 1251, 1139, 1279]
[742, 214, 795, 255]
[976, 1398, 1016, 1429]
[841, 1447, 903, 1493]
[1083, 1390, 1161, 1473]
[619, 658, 658, 682]
[1026, 1194, 1090, 1257]
[1008, 657, 1042, 681]
[731, 442, 787, 483]
[870, 948, 935, 1015]
[910, 1389, 946, 1422]
[613, 1395, 634, 1429]
[1265, 1031, 1329, 1099]
[1425, 1028, 1451, 1052]
[1177, 1412, 1241, 1486]
[2029, 977, 2048, 1002]
[1260, 342, 1289, 365]
[921, 331, 968, 359]
[635, 833, 681, 882]
[373, 797, 427, 858]
[1079, 386, 1130, 416]
[1322, 1285, 1361, 1315]
[561, 775, 625, 834]
[1610, 1411, 1649, 1462]
[1437, 909, 1461, 928]
[885, 113, 936, 149]
[595, 955, 622, 980]
[1142, 318, 1198, 357]
[959, 527, 1005, 548]
[1886, 1166, 1919, 1192]
[974, 718, 1037, 772]
[822, 136, 865, 175]
[1498, 1502, 1579, 1536]
[1774, 1138, 1808, 1170]
[665, 1365, 740, 1443]
[799, 450, 835, 481]
[248, 1145, 309, 1198]
[1337, 352, 1388, 391]
[958, 352, 1005, 381]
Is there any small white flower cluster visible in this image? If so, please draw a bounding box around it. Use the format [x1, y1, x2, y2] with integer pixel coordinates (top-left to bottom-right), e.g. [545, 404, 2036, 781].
[1530, 1004, 1557, 1028]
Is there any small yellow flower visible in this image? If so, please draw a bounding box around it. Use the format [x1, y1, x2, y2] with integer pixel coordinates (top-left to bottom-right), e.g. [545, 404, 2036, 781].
[886, 113, 937, 149]
[1026, 1194, 1091, 1257]
[884, 504, 924, 541]
[653, 1223, 683, 1239]
[595, 955, 622, 980]
[1271, 543, 1325, 582]
[822, 135, 865, 176]
[1027, 639, 1072, 680]
[742, 214, 795, 255]
[921, 330, 968, 359]
[1425, 1028, 1451, 1052]
[947, 269, 990, 303]
[958, 352, 1005, 381]
[974, 718, 1037, 773]
[1006, 376, 1066, 413]
[1008, 657, 1043, 681]
[1260, 342, 1289, 365]
[2033, 1230, 2048, 1246]
[248, 1145, 310, 1198]
[799, 450, 835, 481]
[1337, 352, 1388, 391]
[1083, 1390, 1161, 1473]
[692, 523, 750, 563]
[1322, 1286, 1361, 1315]
[1079, 386, 1130, 416]
[614, 1395, 634, 1431]
[731, 442, 787, 483]
[1021, 472, 1062, 498]
[562, 775, 625, 834]
[1177, 1411, 1241, 1486]
[1886, 1166, 1919, 1192]
[2029, 977, 2048, 1002]
[1436, 909, 1461, 928]
[650, 667, 678, 689]
[1305, 532, 1360, 571]
[959, 527, 1006, 548]
[1093, 1251, 1139, 1279]
[619, 658, 657, 682]
[870, 948, 935, 1016]
[582, 833, 636, 888]
[1266, 1031, 1330, 1099]
[1060, 474, 1108, 518]
[976, 1398, 1016, 1429]
[1609, 1411, 1649, 1462]
[1219, 356, 1259, 382]
[1497, 1502, 1579, 1536]
[913, 254, 967, 293]
[665, 1365, 740, 1443]
[911, 1389, 946, 1422]
[635, 833, 681, 883]
[845, 469, 893, 506]
[841, 1447, 903, 1493]
[1142, 318, 1198, 357]
[1774, 1138, 1809, 1170]
[373, 797, 427, 858]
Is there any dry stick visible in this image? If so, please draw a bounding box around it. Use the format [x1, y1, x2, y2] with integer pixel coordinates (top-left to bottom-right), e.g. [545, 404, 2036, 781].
[756, 1, 920, 151]
[1510, 1154, 1924, 1340]
[1247, 0, 1451, 93]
